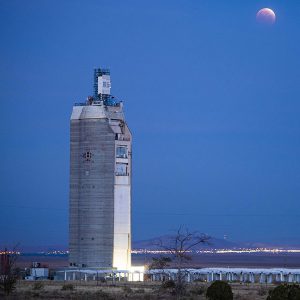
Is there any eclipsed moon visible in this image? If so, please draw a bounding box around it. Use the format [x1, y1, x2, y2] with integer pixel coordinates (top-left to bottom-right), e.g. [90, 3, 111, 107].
[256, 8, 276, 24]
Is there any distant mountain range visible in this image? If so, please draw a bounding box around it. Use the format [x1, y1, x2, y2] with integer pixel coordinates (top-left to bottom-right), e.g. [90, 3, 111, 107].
[133, 235, 244, 250]
[132, 235, 300, 250]
[2, 235, 300, 252]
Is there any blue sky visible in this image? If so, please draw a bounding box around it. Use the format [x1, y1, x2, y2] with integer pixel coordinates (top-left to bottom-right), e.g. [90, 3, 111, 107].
[1, 0, 300, 248]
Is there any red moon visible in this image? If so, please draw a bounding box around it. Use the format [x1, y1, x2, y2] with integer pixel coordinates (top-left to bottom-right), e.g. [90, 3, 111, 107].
[256, 8, 276, 24]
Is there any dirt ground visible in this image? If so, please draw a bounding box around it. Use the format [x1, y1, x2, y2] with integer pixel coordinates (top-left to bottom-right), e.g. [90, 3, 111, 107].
[1, 280, 275, 299]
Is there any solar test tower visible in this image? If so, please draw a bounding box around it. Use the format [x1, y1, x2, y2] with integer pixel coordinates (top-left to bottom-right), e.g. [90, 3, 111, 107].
[69, 69, 132, 270]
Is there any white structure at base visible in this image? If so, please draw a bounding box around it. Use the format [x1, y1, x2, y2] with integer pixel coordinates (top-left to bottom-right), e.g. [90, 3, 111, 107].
[25, 268, 49, 280]
[57, 266, 145, 282]
[147, 268, 300, 284]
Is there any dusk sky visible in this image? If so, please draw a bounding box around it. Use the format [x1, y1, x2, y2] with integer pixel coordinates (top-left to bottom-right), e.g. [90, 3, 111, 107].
[1, 0, 300, 249]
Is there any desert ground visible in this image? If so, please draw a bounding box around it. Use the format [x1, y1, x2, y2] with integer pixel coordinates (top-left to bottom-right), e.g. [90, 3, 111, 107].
[2, 280, 277, 300]
[6, 253, 299, 299]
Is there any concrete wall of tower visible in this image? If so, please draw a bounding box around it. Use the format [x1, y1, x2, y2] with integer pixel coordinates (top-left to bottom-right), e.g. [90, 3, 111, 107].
[69, 103, 132, 269]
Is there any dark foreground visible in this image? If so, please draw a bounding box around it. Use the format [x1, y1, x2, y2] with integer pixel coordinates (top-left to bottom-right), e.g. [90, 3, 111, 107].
[1, 280, 276, 300]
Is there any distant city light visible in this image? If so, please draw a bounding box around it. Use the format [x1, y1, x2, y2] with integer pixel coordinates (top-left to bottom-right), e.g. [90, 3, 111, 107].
[131, 248, 300, 255]
[2, 248, 300, 256]
[0, 251, 20, 255]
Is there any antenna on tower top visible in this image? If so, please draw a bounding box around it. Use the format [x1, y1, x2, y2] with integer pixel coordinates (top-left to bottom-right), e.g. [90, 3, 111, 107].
[94, 68, 111, 99]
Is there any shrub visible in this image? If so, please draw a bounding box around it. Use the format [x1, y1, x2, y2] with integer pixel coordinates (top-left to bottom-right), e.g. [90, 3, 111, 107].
[174, 282, 187, 296]
[123, 286, 133, 294]
[234, 294, 247, 300]
[257, 286, 268, 296]
[95, 290, 114, 300]
[61, 283, 75, 291]
[267, 284, 300, 300]
[190, 285, 205, 295]
[33, 281, 44, 290]
[0, 275, 17, 295]
[194, 278, 205, 282]
[206, 281, 233, 300]
[135, 288, 145, 293]
[161, 280, 176, 289]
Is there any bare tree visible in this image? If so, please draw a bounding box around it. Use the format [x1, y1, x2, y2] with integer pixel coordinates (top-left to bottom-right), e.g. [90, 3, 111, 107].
[149, 256, 172, 270]
[156, 225, 210, 295]
[0, 246, 19, 296]
[148, 256, 172, 281]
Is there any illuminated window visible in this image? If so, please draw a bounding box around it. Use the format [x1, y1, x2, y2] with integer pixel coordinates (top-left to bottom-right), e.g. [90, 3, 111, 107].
[116, 146, 128, 158]
[116, 163, 127, 176]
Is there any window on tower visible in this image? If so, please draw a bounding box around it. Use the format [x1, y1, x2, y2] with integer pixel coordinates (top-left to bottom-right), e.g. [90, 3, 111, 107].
[116, 163, 128, 176]
[116, 146, 128, 158]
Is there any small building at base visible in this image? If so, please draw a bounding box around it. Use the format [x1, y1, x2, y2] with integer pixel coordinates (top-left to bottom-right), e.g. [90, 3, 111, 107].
[25, 263, 49, 280]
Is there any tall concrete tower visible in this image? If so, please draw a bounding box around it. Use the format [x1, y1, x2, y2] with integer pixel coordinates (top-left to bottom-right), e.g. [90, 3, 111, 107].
[69, 68, 131, 270]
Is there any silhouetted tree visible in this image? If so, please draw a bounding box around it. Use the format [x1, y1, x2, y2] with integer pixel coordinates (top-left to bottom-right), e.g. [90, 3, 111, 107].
[149, 256, 172, 270]
[267, 284, 300, 300]
[206, 281, 233, 300]
[0, 246, 19, 296]
[156, 225, 210, 296]
[148, 256, 172, 282]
